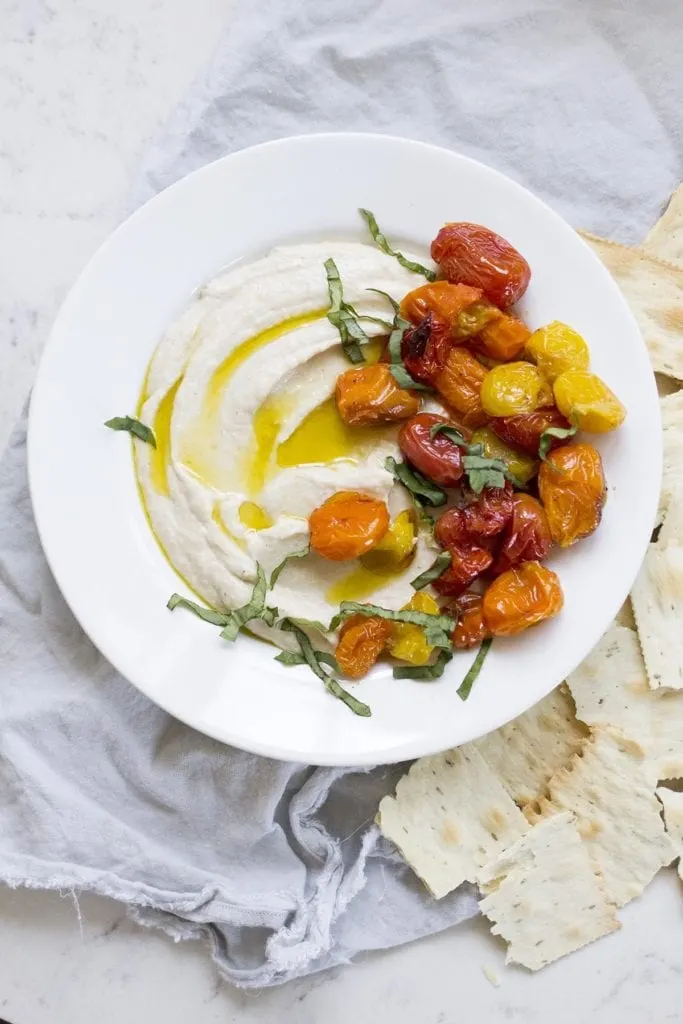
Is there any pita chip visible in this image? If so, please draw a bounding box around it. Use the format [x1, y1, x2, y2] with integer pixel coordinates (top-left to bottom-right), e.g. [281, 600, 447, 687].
[579, 231, 683, 381]
[567, 623, 683, 780]
[657, 787, 683, 881]
[660, 389, 683, 523]
[644, 185, 683, 266]
[478, 813, 620, 971]
[378, 746, 528, 899]
[535, 728, 675, 906]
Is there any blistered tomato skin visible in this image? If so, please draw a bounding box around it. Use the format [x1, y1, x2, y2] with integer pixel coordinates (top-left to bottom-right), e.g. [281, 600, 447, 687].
[336, 363, 421, 426]
[525, 321, 590, 382]
[480, 362, 554, 418]
[432, 542, 493, 597]
[470, 426, 539, 486]
[400, 281, 483, 327]
[483, 561, 564, 637]
[336, 614, 391, 679]
[450, 300, 503, 341]
[360, 510, 416, 572]
[553, 370, 626, 434]
[435, 483, 514, 549]
[400, 315, 453, 385]
[450, 591, 488, 650]
[494, 494, 552, 574]
[475, 314, 531, 362]
[398, 413, 465, 487]
[491, 408, 573, 456]
[538, 443, 606, 547]
[433, 346, 489, 427]
[431, 223, 531, 308]
[388, 592, 440, 665]
[309, 491, 390, 561]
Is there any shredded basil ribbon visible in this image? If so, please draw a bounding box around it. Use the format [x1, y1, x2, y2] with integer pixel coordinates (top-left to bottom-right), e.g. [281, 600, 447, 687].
[385, 456, 447, 508]
[393, 649, 454, 680]
[457, 638, 493, 700]
[219, 564, 271, 641]
[279, 619, 371, 717]
[275, 649, 340, 672]
[410, 551, 452, 591]
[166, 594, 229, 626]
[359, 208, 436, 281]
[329, 601, 455, 650]
[325, 258, 373, 364]
[269, 546, 310, 587]
[429, 424, 524, 493]
[429, 422, 469, 449]
[105, 416, 156, 447]
[366, 287, 431, 392]
[538, 423, 578, 462]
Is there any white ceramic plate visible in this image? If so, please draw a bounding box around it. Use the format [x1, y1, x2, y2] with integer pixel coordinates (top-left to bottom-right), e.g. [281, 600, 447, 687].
[28, 133, 660, 766]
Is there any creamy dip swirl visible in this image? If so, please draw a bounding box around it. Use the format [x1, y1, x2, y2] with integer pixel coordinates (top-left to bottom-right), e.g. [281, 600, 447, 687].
[135, 242, 441, 646]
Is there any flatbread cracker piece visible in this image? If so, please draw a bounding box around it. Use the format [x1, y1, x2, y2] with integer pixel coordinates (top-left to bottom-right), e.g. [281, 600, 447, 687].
[378, 746, 528, 899]
[535, 728, 675, 906]
[630, 495, 683, 691]
[478, 813, 620, 971]
[657, 787, 683, 881]
[474, 686, 587, 816]
[579, 231, 683, 381]
[567, 623, 683, 780]
[660, 390, 683, 524]
[644, 185, 683, 266]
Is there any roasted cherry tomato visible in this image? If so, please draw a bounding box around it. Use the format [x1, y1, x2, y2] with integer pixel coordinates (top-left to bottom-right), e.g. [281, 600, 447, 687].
[493, 494, 552, 574]
[525, 321, 590, 382]
[398, 413, 465, 487]
[450, 591, 488, 650]
[480, 362, 553, 418]
[432, 541, 493, 597]
[491, 407, 573, 456]
[360, 509, 416, 572]
[470, 426, 538, 485]
[336, 614, 391, 679]
[474, 313, 531, 362]
[431, 223, 531, 308]
[537, 443, 606, 547]
[400, 314, 453, 385]
[435, 483, 513, 548]
[553, 370, 626, 434]
[387, 592, 439, 665]
[309, 491, 389, 561]
[336, 363, 420, 426]
[400, 281, 483, 327]
[433, 346, 489, 427]
[482, 561, 564, 636]
[450, 299, 503, 341]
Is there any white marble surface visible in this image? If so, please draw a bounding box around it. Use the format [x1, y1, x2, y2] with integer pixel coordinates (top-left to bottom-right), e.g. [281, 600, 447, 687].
[1, 1, 682, 1020]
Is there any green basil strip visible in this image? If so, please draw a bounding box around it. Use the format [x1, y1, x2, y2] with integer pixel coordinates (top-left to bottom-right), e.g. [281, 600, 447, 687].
[388, 364, 433, 391]
[269, 546, 311, 587]
[393, 649, 453, 680]
[462, 453, 523, 494]
[329, 601, 455, 650]
[280, 619, 371, 717]
[324, 258, 370, 364]
[105, 416, 156, 447]
[538, 423, 578, 462]
[385, 456, 447, 507]
[261, 606, 280, 627]
[167, 594, 229, 626]
[286, 616, 330, 634]
[359, 208, 436, 281]
[457, 637, 493, 701]
[275, 650, 340, 672]
[410, 551, 452, 591]
[371, 290, 431, 393]
[429, 422, 469, 449]
[366, 287, 400, 314]
[220, 563, 268, 641]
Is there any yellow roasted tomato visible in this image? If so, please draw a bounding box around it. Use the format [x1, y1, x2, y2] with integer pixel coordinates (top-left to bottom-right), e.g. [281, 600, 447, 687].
[525, 321, 590, 382]
[387, 591, 439, 665]
[480, 362, 553, 417]
[360, 510, 417, 572]
[553, 370, 626, 433]
[470, 426, 539, 486]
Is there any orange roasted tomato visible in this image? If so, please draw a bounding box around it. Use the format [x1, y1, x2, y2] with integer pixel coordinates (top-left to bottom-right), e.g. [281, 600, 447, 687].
[431, 223, 531, 308]
[450, 591, 488, 650]
[435, 483, 513, 547]
[493, 494, 552, 575]
[335, 363, 420, 426]
[474, 313, 531, 362]
[400, 314, 453, 385]
[433, 346, 489, 427]
[482, 561, 564, 637]
[432, 541, 493, 598]
[491, 407, 573, 456]
[400, 281, 483, 326]
[398, 413, 465, 487]
[335, 614, 391, 679]
[309, 491, 389, 561]
[537, 443, 606, 547]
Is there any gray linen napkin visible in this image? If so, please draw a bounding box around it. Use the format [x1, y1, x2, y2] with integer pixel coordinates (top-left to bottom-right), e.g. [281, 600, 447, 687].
[1, 0, 680, 989]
